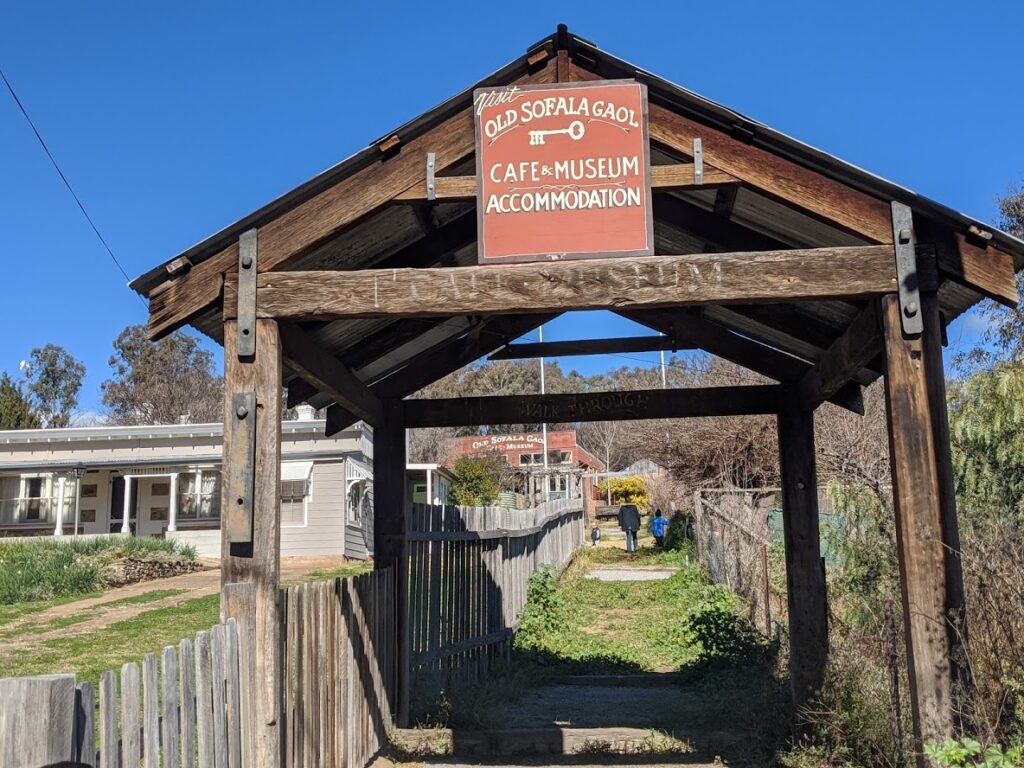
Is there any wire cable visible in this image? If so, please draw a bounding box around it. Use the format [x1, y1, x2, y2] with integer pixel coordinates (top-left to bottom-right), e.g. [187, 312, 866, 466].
[1, 65, 142, 302]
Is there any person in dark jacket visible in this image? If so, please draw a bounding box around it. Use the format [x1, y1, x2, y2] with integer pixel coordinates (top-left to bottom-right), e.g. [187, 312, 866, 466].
[651, 509, 668, 547]
[590, 520, 602, 547]
[617, 504, 641, 553]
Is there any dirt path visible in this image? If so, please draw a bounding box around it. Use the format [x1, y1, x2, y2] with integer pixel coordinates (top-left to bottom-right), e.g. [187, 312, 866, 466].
[1, 555, 353, 648]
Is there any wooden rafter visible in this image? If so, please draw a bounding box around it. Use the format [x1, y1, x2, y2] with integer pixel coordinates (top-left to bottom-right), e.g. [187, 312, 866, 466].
[703, 306, 879, 385]
[569, 63, 893, 244]
[278, 322, 384, 426]
[145, 59, 559, 340]
[325, 313, 557, 435]
[795, 302, 883, 409]
[623, 308, 865, 414]
[403, 385, 780, 428]
[247, 246, 899, 321]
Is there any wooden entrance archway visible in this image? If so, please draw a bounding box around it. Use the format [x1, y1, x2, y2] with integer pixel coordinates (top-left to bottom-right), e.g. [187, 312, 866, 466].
[133, 25, 1023, 767]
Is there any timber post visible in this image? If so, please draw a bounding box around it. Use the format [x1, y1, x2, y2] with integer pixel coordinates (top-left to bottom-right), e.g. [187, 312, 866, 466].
[221, 294, 283, 762]
[776, 392, 828, 710]
[882, 287, 967, 753]
[372, 398, 409, 724]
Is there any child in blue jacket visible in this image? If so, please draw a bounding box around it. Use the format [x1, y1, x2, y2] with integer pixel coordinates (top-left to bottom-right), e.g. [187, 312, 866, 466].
[651, 509, 668, 547]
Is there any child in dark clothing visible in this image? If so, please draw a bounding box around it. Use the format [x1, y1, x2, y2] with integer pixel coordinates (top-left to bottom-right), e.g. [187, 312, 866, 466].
[590, 520, 602, 547]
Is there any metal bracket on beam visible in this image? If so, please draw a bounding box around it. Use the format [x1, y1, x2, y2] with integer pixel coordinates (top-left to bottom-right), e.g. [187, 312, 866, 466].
[237, 228, 258, 358]
[224, 391, 256, 544]
[693, 138, 703, 185]
[426, 152, 436, 201]
[891, 201, 923, 336]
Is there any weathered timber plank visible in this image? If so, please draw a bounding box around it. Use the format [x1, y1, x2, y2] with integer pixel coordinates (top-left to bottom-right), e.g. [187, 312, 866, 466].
[392, 163, 737, 201]
[76, 682, 96, 767]
[210, 624, 229, 768]
[99, 671, 118, 768]
[195, 631, 215, 768]
[142, 653, 159, 768]
[0, 674, 76, 767]
[145, 61, 557, 341]
[256, 246, 899, 320]
[938, 234, 1018, 308]
[121, 662, 141, 768]
[180, 638, 197, 768]
[402, 385, 779, 428]
[489, 335, 691, 360]
[796, 301, 882, 408]
[881, 294, 960, 752]
[161, 646, 181, 768]
[220, 320, 282, 768]
[279, 321, 384, 426]
[776, 397, 828, 708]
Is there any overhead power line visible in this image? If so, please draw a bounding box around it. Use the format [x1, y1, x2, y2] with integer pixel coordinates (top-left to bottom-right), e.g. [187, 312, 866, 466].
[1, 66, 141, 300]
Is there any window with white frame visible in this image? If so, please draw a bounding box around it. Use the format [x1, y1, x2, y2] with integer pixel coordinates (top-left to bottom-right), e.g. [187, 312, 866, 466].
[0, 475, 75, 525]
[348, 484, 363, 523]
[281, 478, 309, 526]
[177, 471, 221, 520]
[0, 476, 21, 525]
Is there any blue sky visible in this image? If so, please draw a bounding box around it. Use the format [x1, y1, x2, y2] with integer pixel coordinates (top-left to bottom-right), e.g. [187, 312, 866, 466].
[2, 1, 1022, 415]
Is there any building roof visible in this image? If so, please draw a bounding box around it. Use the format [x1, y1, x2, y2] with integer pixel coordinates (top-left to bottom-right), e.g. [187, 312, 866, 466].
[129, 25, 1023, 434]
[0, 419, 364, 445]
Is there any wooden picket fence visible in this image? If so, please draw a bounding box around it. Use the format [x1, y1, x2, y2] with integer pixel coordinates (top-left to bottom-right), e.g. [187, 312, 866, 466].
[0, 502, 581, 764]
[0, 617, 248, 768]
[280, 567, 396, 768]
[401, 497, 585, 720]
[0, 568, 396, 768]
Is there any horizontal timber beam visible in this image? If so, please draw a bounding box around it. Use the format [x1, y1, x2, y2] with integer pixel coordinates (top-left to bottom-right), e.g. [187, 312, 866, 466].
[393, 163, 738, 202]
[278, 322, 384, 426]
[402, 385, 781, 428]
[795, 301, 884, 409]
[489, 335, 691, 360]
[622, 308, 865, 414]
[252, 245, 900, 321]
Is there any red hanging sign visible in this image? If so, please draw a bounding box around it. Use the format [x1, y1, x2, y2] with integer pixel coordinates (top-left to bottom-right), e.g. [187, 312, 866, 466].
[474, 80, 653, 264]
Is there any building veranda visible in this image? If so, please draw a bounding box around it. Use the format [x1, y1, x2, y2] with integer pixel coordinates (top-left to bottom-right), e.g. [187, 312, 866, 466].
[130, 26, 1024, 767]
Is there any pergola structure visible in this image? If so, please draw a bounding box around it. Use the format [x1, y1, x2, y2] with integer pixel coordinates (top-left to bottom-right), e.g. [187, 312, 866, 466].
[132, 26, 1024, 766]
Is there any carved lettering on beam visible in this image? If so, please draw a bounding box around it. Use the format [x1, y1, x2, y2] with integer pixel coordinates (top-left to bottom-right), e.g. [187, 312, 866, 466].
[403, 385, 780, 429]
[254, 246, 900, 321]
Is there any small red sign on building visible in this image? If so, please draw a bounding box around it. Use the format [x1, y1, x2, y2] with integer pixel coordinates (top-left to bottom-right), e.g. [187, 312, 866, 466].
[474, 80, 653, 264]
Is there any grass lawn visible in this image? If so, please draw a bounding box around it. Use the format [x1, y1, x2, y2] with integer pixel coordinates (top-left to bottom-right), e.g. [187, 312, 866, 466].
[0, 593, 221, 687]
[297, 561, 374, 583]
[0, 561, 372, 686]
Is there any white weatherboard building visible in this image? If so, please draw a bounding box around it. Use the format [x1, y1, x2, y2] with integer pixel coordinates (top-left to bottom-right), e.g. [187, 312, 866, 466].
[0, 414, 376, 560]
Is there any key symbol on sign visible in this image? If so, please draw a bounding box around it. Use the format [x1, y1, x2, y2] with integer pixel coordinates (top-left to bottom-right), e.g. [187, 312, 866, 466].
[528, 120, 586, 146]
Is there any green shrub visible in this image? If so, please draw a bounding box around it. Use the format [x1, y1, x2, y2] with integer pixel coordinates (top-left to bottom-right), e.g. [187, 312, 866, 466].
[683, 586, 770, 665]
[924, 739, 1023, 767]
[0, 536, 196, 604]
[514, 566, 566, 653]
[663, 511, 692, 552]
